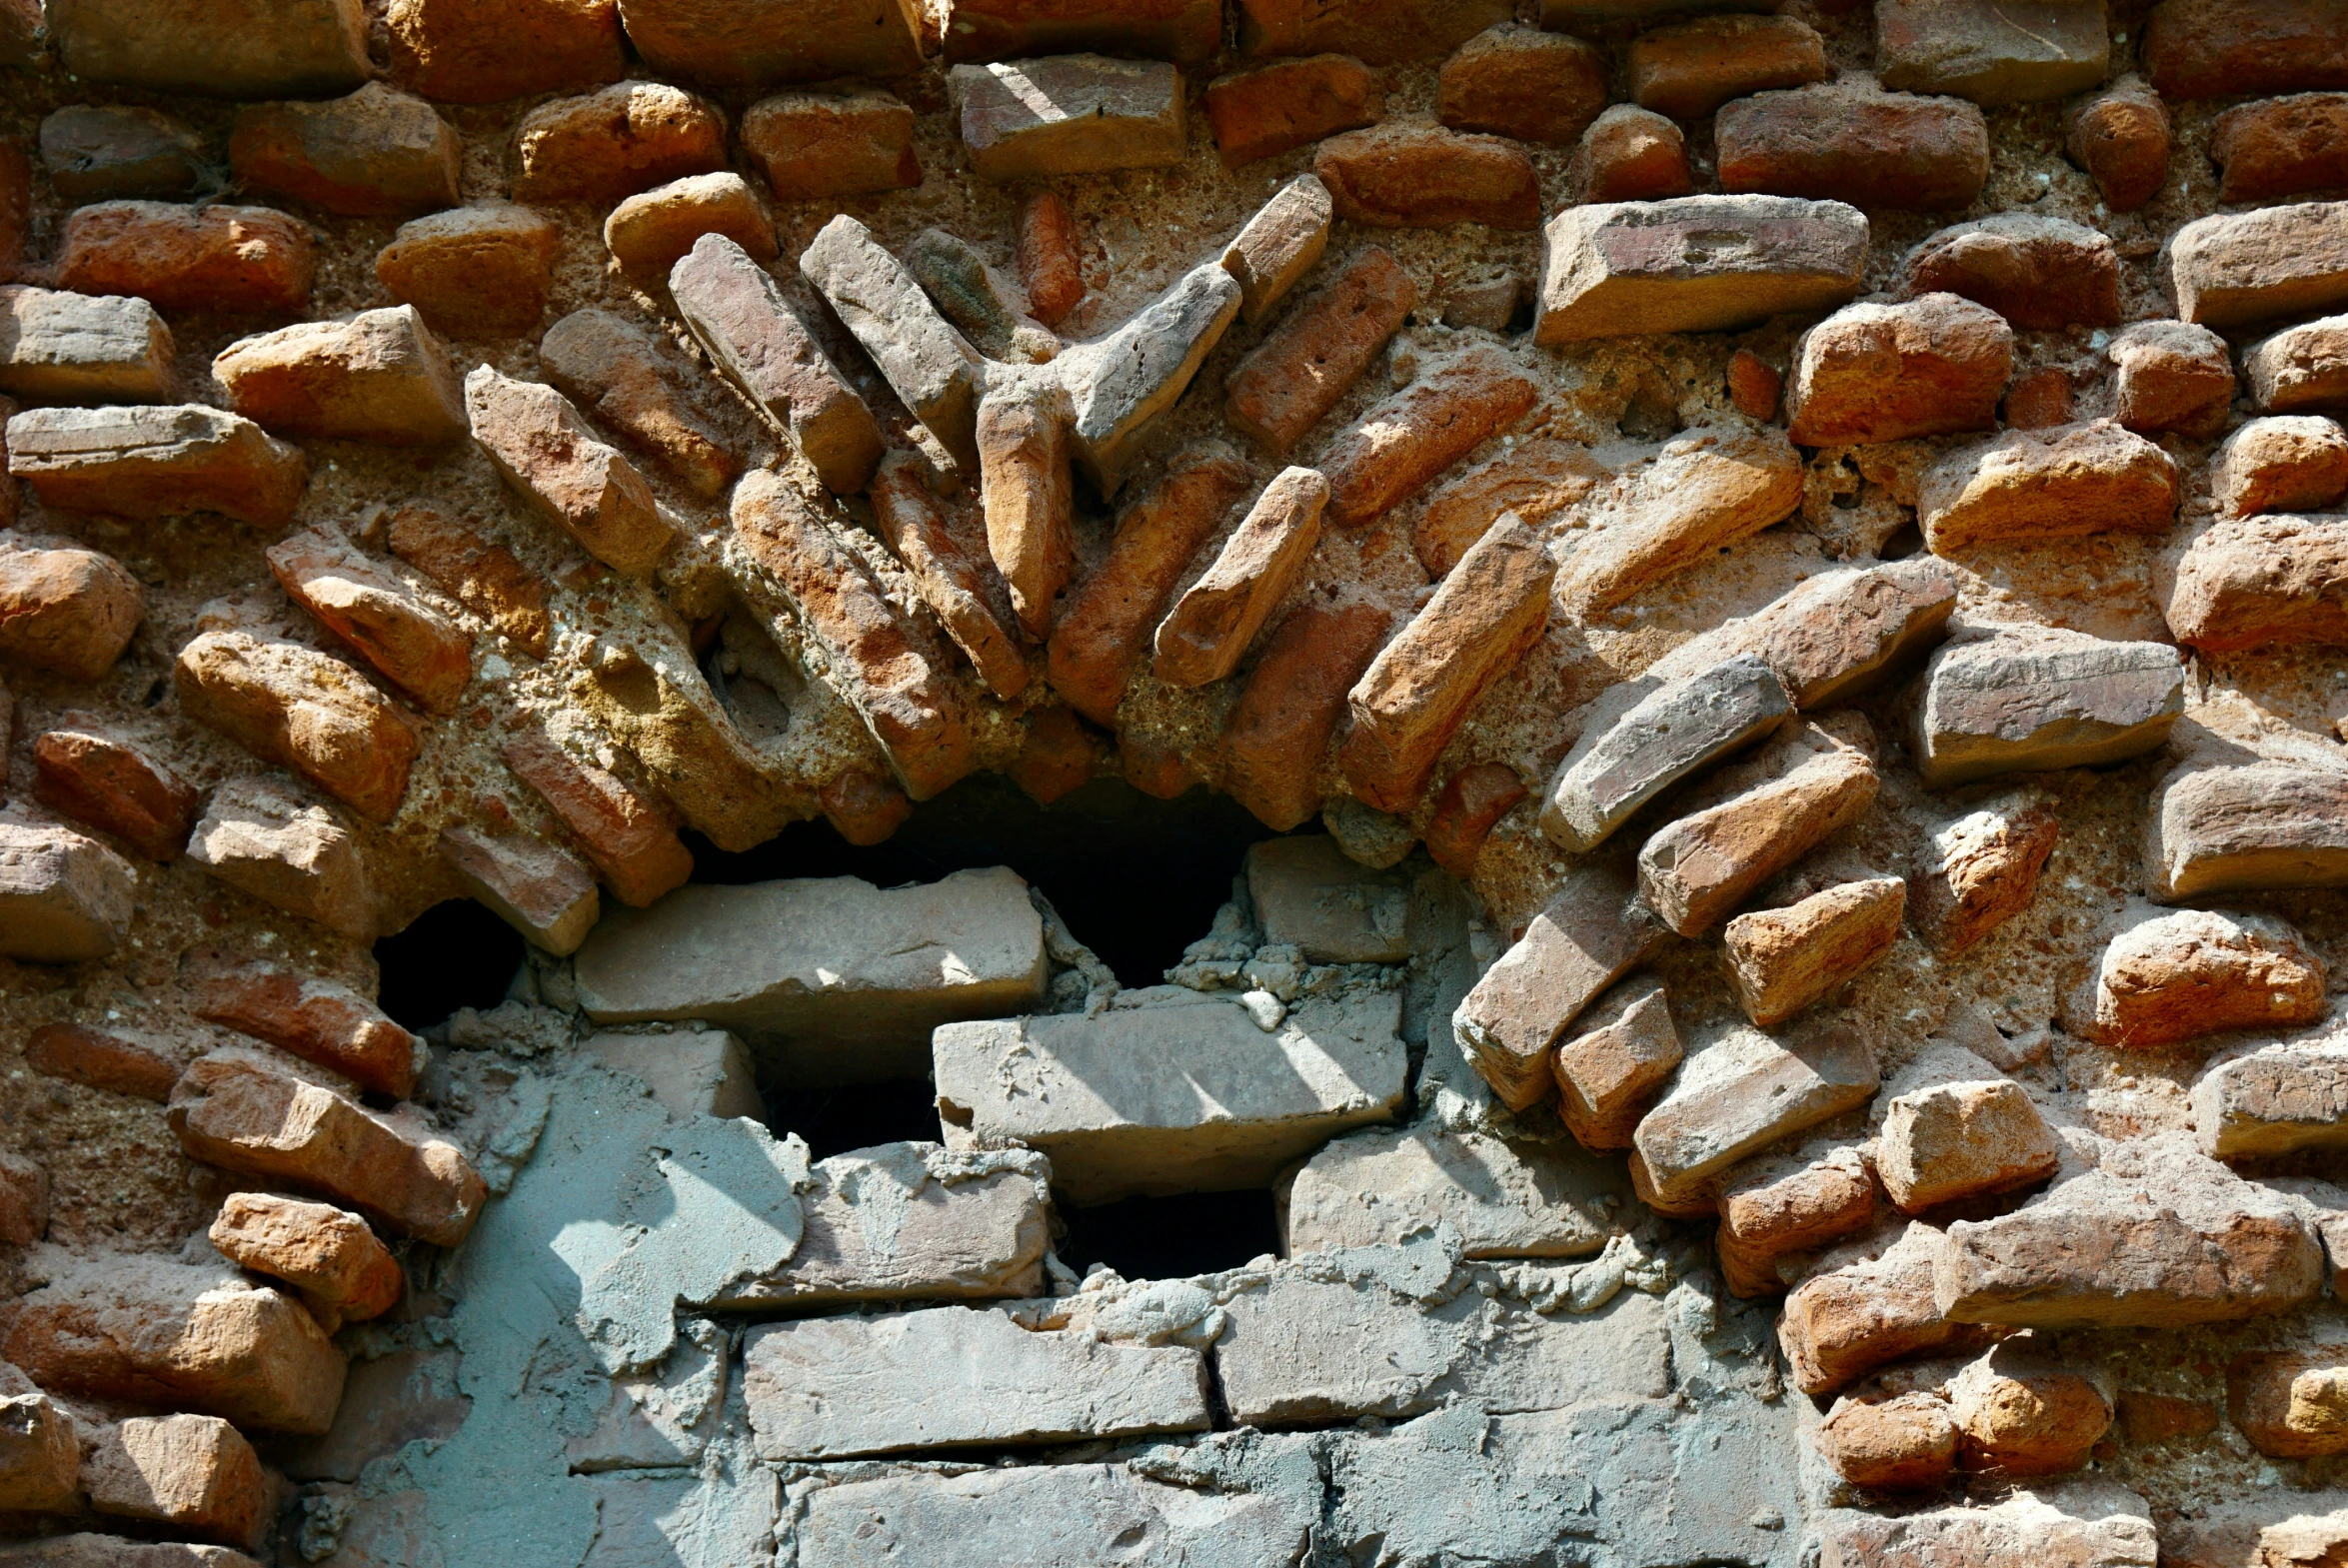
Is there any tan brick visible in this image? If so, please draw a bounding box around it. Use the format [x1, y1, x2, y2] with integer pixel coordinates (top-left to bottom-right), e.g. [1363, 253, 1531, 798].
[1322, 344, 1536, 529]
[84, 1413, 271, 1548]
[1412, 437, 1605, 580]
[977, 380, 1075, 640]
[1881, 1078, 2060, 1214]
[943, 0, 1221, 66]
[384, 0, 624, 105]
[1816, 1392, 1957, 1491]
[2148, 761, 2348, 901]
[2229, 1346, 2348, 1458]
[185, 777, 377, 937]
[2163, 202, 2348, 330]
[0, 1379, 79, 1514]
[1421, 761, 1525, 876]
[2144, 0, 2348, 100]
[1785, 295, 2012, 447]
[1218, 173, 1329, 325]
[1718, 82, 1989, 212]
[1235, 0, 1508, 65]
[1909, 792, 2059, 956]
[1018, 190, 1086, 328]
[26, 1021, 180, 1102]
[1312, 123, 1541, 230]
[1566, 104, 1693, 205]
[0, 285, 175, 403]
[58, 202, 313, 316]
[32, 729, 196, 861]
[194, 959, 423, 1100]
[1630, 14, 1829, 120]
[1535, 193, 1866, 343]
[870, 451, 1028, 701]
[213, 306, 466, 448]
[465, 365, 675, 576]
[1436, 22, 1606, 145]
[616, 0, 922, 88]
[742, 87, 919, 201]
[0, 547, 142, 681]
[1154, 466, 1327, 687]
[1723, 876, 1906, 1028]
[2215, 415, 2348, 519]
[953, 55, 1185, 181]
[510, 81, 724, 204]
[438, 822, 599, 954]
[1876, 0, 2108, 107]
[1556, 426, 1803, 614]
[605, 171, 775, 289]
[1222, 597, 1391, 831]
[2170, 512, 2348, 653]
[2108, 319, 2234, 437]
[1780, 1222, 1990, 1394]
[5, 405, 308, 529]
[0, 820, 133, 962]
[1205, 55, 1380, 168]
[228, 83, 459, 218]
[502, 731, 691, 907]
[2065, 77, 2170, 213]
[209, 1192, 401, 1330]
[1552, 973, 1680, 1151]
[1225, 247, 1416, 455]
[1716, 1143, 1875, 1298]
[541, 308, 740, 502]
[1919, 421, 2179, 554]
[385, 506, 553, 659]
[175, 631, 416, 823]
[260, 532, 464, 718]
[375, 204, 560, 339]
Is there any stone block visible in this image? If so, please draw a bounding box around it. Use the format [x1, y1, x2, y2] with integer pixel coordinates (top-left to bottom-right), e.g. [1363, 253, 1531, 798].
[1723, 876, 1906, 1028]
[1629, 15, 1829, 120]
[2066, 78, 2170, 213]
[1534, 194, 1868, 344]
[800, 213, 985, 472]
[2, 1254, 344, 1435]
[1237, 0, 1509, 64]
[1056, 260, 1242, 491]
[1283, 1124, 1623, 1259]
[1568, 106, 1696, 205]
[6, 405, 307, 528]
[1716, 82, 1990, 212]
[1787, 295, 2012, 447]
[541, 309, 738, 502]
[195, 959, 422, 1099]
[868, 453, 1027, 701]
[2229, 1346, 2348, 1457]
[742, 87, 919, 201]
[1153, 466, 1325, 685]
[1632, 1018, 1879, 1211]
[1880, 1078, 2059, 1214]
[175, 631, 415, 823]
[57, 202, 312, 316]
[441, 824, 598, 955]
[228, 83, 458, 218]
[1715, 1143, 1875, 1297]
[1338, 511, 1552, 812]
[465, 366, 673, 576]
[1245, 833, 1410, 962]
[1221, 598, 1391, 831]
[2145, 0, 2348, 100]
[46, 0, 367, 96]
[267, 530, 473, 715]
[1225, 248, 1414, 454]
[1820, 1480, 2157, 1567]
[1205, 55, 1380, 168]
[0, 286, 174, 402]
[1780, 1222, 1991, 1393]
[1875, 0, 2109, 106]
[1020, 189, 1088, 326]
[383, 0, 625, 103]
[2163, 202, 2348, 329]
[0, 547, 141, 681]
[209, 1191, 402, 1330]
[953, 54, 1185, 180]
[38, 106, 207, 203]
[509, 82, 724, 204]
[2109, 319, 2233, 437]
[933, 987, 1406, 1202]
[1321, 343, 1538, 530]
[1909, 791, 2059, 956]
[2078, 906, 2325, 1050]
[375, 204, 559, 339]
[25, 1021, 180, 1102]
[1422, 763, 1528, 875]
[168, 1050, 486, 1246]
[2246, 313, 2348, 414]
[614, 0, 922, 86]
[744, 1305, 1208, 1458]
[1816, 1392, 1957, 1491]
[215, 306, 466, 448]
[604, 172, 775, 290]
[84, 1413, 271, 1548]
[1913, 630, 2184, 788]
[0, 1383, 79, 1514]
[502, 732, 692, 907]
[1553, 973, 1681, 1151]
[386, 506, 552, 658]
[1437, 22, 1607, 145]
[1543, 654, 1793, 854]
[2147, 761, 2348, 900]
[186, 777, 376, 937]
[2194, 1042, 2348, 1160]
[580, 1029, 762, 1122]
[1918, 421, 2178, 554]
[0, 820, 135, 962]
[1219, 174, 1331, 324]
[1311, 124, 1541, 230]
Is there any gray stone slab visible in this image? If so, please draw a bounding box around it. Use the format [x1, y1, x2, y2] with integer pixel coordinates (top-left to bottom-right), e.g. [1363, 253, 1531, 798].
[1535, 194, 1868, 343]
[1056, 260, 1241, 491]
[1281, 1123, 1625, 1259]
[1245, 833, 1411, 963]
[579, 1029, 764, 1122]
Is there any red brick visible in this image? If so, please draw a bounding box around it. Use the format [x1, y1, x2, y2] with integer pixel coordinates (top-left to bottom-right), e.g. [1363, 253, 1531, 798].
[1322, 343, 1538, 528]
[1815, 1393, 1957, 1491]
[1120, 731, 1194, 798]
[1018, 190, 1086, 328]
[25, 1021, 180, 1102]
[0, 547, 142, 682]
[214, 307, 468, 449]
[228, 83, 461, 218]
[619, 0, 923, 86]
[1010, 704, 1101, 806]
[1206, 55, 1381, 168]
[376, 204, 560, 340]
[1629, 14, 1830, 121]
[1155, 465, 1328, 687]
[176, 631, 415, 823]
[1727, 349, 1781, 422]
[1724, 877, 1905, 1027]
[1222, 597, 1391, 831]
[1236, 0, 1509, 65]
[1422, 762, 1525, 876]
[385, 0, 626, 105]
[195, 959, 424, 1100]
[1567, 105, 1692, 204]
[604, 171, 776, 289]
[32, 729, 196, 860]
[1785, 295, 2013, 447]
[1225, 246, 1417, 454]
[2214, 93, 2348, 204]
[869, 450, 1028, 702]
[2002, 367, 2074, 430]
[541, 308, 740, 503]
[2065, 77, 2171, 212]
[386, 506, 553, 660]
[742, 87, 920, 201]
[2227, 1346, 2348, 1457]
[1952, 1341, 2113, 1476]
[943, 0, 1221, 66]
[2116, 1391, 2216, 1446]
[510, 81, 726, 204]
[440, 822, 599, 954]
[504, 731, 692, 907]
[270, 523, 478, 713]
[1716, 1145, 1876, 1298]
[2109, 319, 2234, 438]
[819, 767, 913, 846]
[1437, 22, 1606, 146]
[1717, 82, 1989, 212]
[1313, 124, 1542, 230]
[2144, 0, 2348, 101]
[58, 202, 314, 316]
[5, 405, 309, 529]
[1900, 214, 2120, 330]
[208, 1191, 403, 1330]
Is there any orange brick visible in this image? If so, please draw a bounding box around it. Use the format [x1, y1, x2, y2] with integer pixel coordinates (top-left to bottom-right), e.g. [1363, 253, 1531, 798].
[1010, 703, 1100, 806]
[1323, 343, 1537, 528]
[25, 1021, 179, 1102]
[510, 81, 725, 204]
[1314, 124, 1541, 230]
[1224, 246, 1416, 454]
[195, 959, 423, 1100]
[376, 204, 559, 339]
[59, 201, 314, 315]
[1422, 762, 1525, 875]
[1204, 54, 1381, 168]
[1727, 349, 1782, 422]
[385, 0, 627, 106]
[504, 731, 694, 907]
[1223, 597, 1391, 831]
[386, 506, 554, 660]
[2003, 367, 2075, 430]
[742, 87, 921, 201]
[1018, 190, 1086, 327]
[1437, 22, 1607, 145]
[32, 729, 197, 860]
[820, 767, 913, 846]
[267, 530, 475, 716]
[175, 632, 416, 823]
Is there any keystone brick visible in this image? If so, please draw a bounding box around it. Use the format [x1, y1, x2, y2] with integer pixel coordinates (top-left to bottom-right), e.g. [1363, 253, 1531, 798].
[510, 82, 725, 204]
[2146, 761, 2348, 900]
[1155, 465, 1327, 686]
[1452, 859, 1665, 1112]
[84, 1412, 270, 1549]
[1222, 597, 1392, 830]
[2079, 906, 2326, 1051]
[229, 84, 459, 218]
[502, 732, 692, 907]
[39, 106, 207, 205]
[0, 1381, 78, 1514]
[1780, 1221, 1991, 1393]
[1716, 83, 1990, 212]
[2229, 1346, 2348, 1457]
[1900, 215, 2121, 331]
[1340, 513, 1553, 812]
[1284, 1123, 1623, 1258]
[1880, 1078, 2059, 1214]
[214, 306, 466, 448]
[1204, 55, 1381, 168]
[1722, 876, 1905, 1028]
[375, 204, 560, 339]
[26, 1021, 180, 1101]
[186, 777, 377, 936]
[2109, 319, 2235, 438]
[465, 365, 675, 576]
[1816, 1392, 1957, 1491]
[1423, 762, 1527, 875]
[195, 959, 424, 1100]
[1437, 23, 1608, 146]
[0, 820, 133, 962]
[58, 203, 312, 316]
[1542, 654, 1794, 854]
[541, 309, 739, 502]
[870, 452, 1028, 701]
[177, 632, 416, 823]
[976, 380, 1075, 639]
[2194, 1042, 2348, 1160]
[733, 470, 976, 800]
[1235, 0, 1510, 64]
[2143, 0, 2348, 100]
[1917, 421, 2179, 554]
[0, 286, 174, 402]
[0, 547, 142, 681]
[1321, 344, 1537, 528]
[670, 234, 882, 495]
[2246, 314, 2348, 414]
[615, 0, 923, 87]
[5, 405, 307, 528]
[1553, 973, 1681, 1150]
[1634, 1018, 1880, 1211]
[383, 0, 626, 104]
[1312, 124, 1542, 230]
[801, 214, 986, 473]
[1715, 1143, 1876, 1297]
[1566, 106, 1693, 205]
[168, 1050, 487, 1246]
[385, 506, 553, 659]
[1225, 247, 1416, 454]
[2168, 513, 2348, 654]
[944, 0, 1221, 66]
[438, 822, 599, 954]
[1019, 190, 1086, 327]
[1785, 296, 2013, 447]
[1048, 442, 1252, 724]
[1219, 174, 1330, 325]
[2, 1253, 345, 1434]
[32, 730, 196, 861]
[1056, 261, 1241, 490]
[2162, 202, 2348, 330]
[1534, 194, 1868, 344]
[209, 1192, 401, 1329]
[1909, 792, 2060, 956]
[605, 171, 776, 289]
[742, 87, 919, 202]
[1874, 0, 2110, 106]
[46, 0, 368, 97]
[1629, 15, 1830, 120]
[2066, 78, 2170, 212]
[1949, 1340, 2113, 1476]
[1414, 438, 1605, 580]
[1912, 630, 2184, 788]
[953, 55, 1185, 180]
[2214, 93, 2348, 204]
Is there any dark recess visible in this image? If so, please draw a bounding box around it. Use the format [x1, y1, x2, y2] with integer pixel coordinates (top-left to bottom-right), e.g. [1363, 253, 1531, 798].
[769, 1076, 945, 1163]
[374, 898, 526, 1030]
[1056, 1189, 1283, 1281]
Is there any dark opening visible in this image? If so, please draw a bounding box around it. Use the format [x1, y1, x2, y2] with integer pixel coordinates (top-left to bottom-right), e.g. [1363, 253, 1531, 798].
[685, 773, 1288, 988]
[374, 899, 526, 1030]
[769, 1077, 945, 1163]
[1055, 1189, 1283, 1281]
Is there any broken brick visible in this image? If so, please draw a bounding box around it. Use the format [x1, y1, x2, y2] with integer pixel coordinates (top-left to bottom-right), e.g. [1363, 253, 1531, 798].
[0, 285, 175, 404]
[2212, 415, 2348, 518]
[1918, 422, 2179, 554]
[1553, 973, 1680, 1150]
[2168, 513, 2348, 654]
[1723, 876, 1906, 1028]
[1437, 22, 1607, 146]
[1629, 14, 1830, 121]
[1009, 703, 1100, 806]
[465, 365, 676, 577]
[376, 204, 559, 340]
[953, 55, 1185, 181]
[1322, 344, 1536, 528]
[385, 506, 553, 659]
[741, 87, 920, 202]
[1715, 1143, 1876, 1298]
[1566, 106, 1693, 205]
[1019, 190, 1086, 328]
[1780, 1221, 1991, 1394]
[1422, 762, 1526, 877]
[1313, 124, 1542, 230]
[1914, 630, 2183, 788]
[1909, 792, 2059, 956]
[944, 0, 1221, 66]
[1534, 194, 1867, 344]
[438, 821, 600, 954]
[175, 631, 417, 824]
[1412, 438, 1606, 580]
[1816, 1393, 1958, 1491]
[503, 731, 692, 907]
[2163, 202, 2348, 330]
[2079, 906, 2326, 1051]
[1717, 82, 1990, 212]
[1879, 1078, 2060, 1215]
[1785, 295, 2013, 447]
[2109, 319, 2235, 437]
[509, 81, 726, 204]
[213, 305, 467, 448]
[2065, 77, 2171, 212]
[25, 1021, 180, 1102]
[384, 0, 626, 105]
[1544, 655, 1794, 854]
[1899, 215, 2121, 331]
[5, 405, 309, 529]
[58, 202, 314, 316]
[0, 822, 136, 963]
[1875, 0, 2110, 107]
[0, 547, 143, 681]
[208, 1191, 402, 1330]
[186, 777, 377, 937]
[1155, 465, 1328, 687]
[1634, 1017, 1881, 1211]
[2143, 0, 2348, 100]
[1950, 1339, 2113, 1476]
[1557, 426, 1804, 616]
[1204, 54, 1381, 168]
[228, 83, 461, 218]
[1225, 246, 1416, 454]
[46, 0, 368, 97]
[2228, 1346, 2348, 1457]
[617, 0, 922, 86]
[817, 768, 914, 847]
[1222, 597, 1392, 832]
[1219, 174, 1330, 325]
[2002, 367, 2074, 430]
[32, 728, 197, 860]
[541, 308, 740, 502]
[1236, 0, 1508, 64]
[195, 959, 424, 1100]
[604, 171, 777, 289]
[870, 451, 1028, 701]
[2214, 93, 2348, 204]
[977, 380, 1075, 641]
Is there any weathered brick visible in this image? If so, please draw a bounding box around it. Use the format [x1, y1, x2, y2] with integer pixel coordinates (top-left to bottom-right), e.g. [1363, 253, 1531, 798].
[1236, 0, 1509, 64]
[0, 820, 133, 963]
[1219, 173, 1330, 325]
[1918, 421, 2178, 554]
[2168, 513, 2348, 654]
[1322, 344, 1536, 528]
[1816, 1392, 1957, 1491]
[26, 1021, 180, 1101]
[1909, 791, 2059, 956]
[2078, 906, 2325, 1051]
[1875, 0, 2109, 106]
[869, 451, 1028, 701]
[2147, 761, 2348, 900]
[169, 1050, 486, 1246]
[615, 0, 923, 88]
[954, 55, 1185, 180]
[1780, 1222, 1990, 1393]
[214, 306, 466, 448]
[185, 777, 377, 936]
[1820, 1479, 2158, 1565]
[195, 959, 424, 1099]
[2244, 314, 2348, 417]
[1552, 973, 1680, 1149]
[1412, 438, 1604, 581]
[1567, 106, 1693, 204]
[2002, 366, 2075, 430]
[818, 767, 915, 846]
[604, 171, 775, 290]
[741, 87, 918, 201]
[503, 731, 692, 907]
[1222, 597, 1392, 830]
[58, 202, 312, 316]
[0, 1378, 79, 1514]
[1950, 1339, 2113, 1476]
[1226, 247, 1416, 454]
[1008, 703, 1100, 805]
[1544, 655, 1794, 853]
[2194, 1041, 2348, 1161]
[541, 309, 739, 502]
[1715, 1143, 1876, 1297]
[1900, 214, 2121, 330]
[1312, 124, 1541, 230]
[2109, 319, 2234, 437]
[1019, 189, 1086, 327]
[733, 469, 976, 800]
[1058, 262, 1242, 492]
[1629, 15, 1830, 120]
[46, 0, 368, 97]
[438, 822, 599, 954]
[1155, 466, 1327, 686]
[1717, 82, 1989, 212]
[1635, 1017, 1880, 1211]
[1204, 55, 1381, 168]
[1422, 761, 1526, 876]
[510, 82, 724, 204]
[976, 380, 1075, 639]
[0, 1154, 46, 1246]
[1437, 22, 1607, 145]
[906, 227, 1059, 365]
[1913, 630, 2183, 788]
[228, 83, 459, 218]
[0, 148, 21, 284]
[465, 365, 675, 576]
[375, 204, 560, 339]
[800, 214, 985, 473]
[2228, 1346, 2348, 1458]
[2064, 76, 2169, 213]
[209, 1192, 402, 1330]
[0, 285, 174, 402]
[2143, 0, 2348, 100]
[0, 547, 142, 681]
[2163, 202, 2348, 330]
[32, 729, 196, 861]
[1534, 194, 1868, 344]
[1785, 295, 2013, 447]
[384, 0, 625, 104]
[1880, 1077, 2059, 1214]
[175, 631, 416, 823]
[1723, 876, 1905, 1028]
[670, 233, 882, 496]
[5, 405, 308, 528]
[2212, 92, 2348, 205]
[385, 506, 553, 659]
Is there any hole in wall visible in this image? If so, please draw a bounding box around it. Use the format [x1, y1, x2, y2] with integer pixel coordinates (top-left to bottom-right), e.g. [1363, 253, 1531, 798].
[773, 1077, 947, 1163]
[1055, 1189, 1283, 1282]
[374, 899, 526, 1031]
